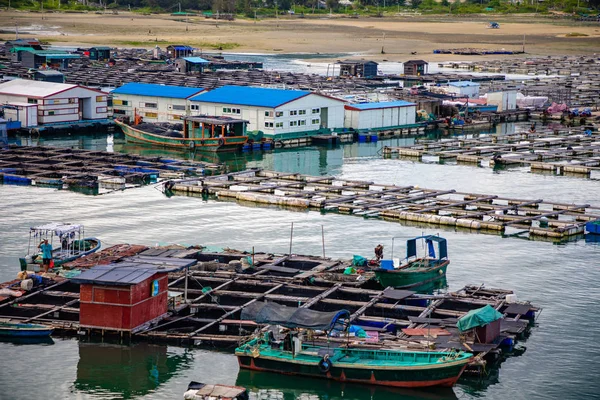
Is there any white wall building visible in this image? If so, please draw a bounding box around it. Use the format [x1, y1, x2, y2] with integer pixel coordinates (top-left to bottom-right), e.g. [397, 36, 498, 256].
[486, 90, 517, 112]
[0, 79, 108, 126]
[111, 83, 205, 123]
[446, 81, 480, 99]
[189, 85, 346, 140]
[344, 101, 417, 130]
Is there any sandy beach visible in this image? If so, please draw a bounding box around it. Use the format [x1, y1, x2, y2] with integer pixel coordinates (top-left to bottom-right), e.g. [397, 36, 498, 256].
[1, 11, 600, 62]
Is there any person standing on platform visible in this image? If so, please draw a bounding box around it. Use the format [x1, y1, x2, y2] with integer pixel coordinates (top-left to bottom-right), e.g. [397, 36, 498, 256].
[39, 239, 53, 273]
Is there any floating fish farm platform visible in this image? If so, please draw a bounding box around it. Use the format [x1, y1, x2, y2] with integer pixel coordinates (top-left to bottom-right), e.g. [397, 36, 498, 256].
[163, 169, 600, 240]
[0, 145, 222, 191]
[382, 128, 600, 178]
[0, 244, 538, 376]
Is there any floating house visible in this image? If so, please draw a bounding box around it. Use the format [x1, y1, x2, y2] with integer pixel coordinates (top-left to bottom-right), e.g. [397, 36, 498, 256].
[34, 70, 65, 84]
[344, 100, 417, 131]
[12, 48, 80, 69]
[337, 60, 379, 78]
[446, 81, 480, 99]
[403, 60, 429, 76]
[84, 46, 112, 61]
[73, 257, 195, 332]
[166, 45, 194, 59]
[0, 79, 108, 126]
[175, 57, 209, 74]
[4, 38, 43, 57]
[111, 83, 205, 123]
[189, 85, 346, 140]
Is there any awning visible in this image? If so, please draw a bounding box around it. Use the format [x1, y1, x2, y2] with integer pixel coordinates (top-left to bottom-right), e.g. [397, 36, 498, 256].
[31, 222, 83, 237]
[241, 301, 349, 331]
[457, 305, 503, 332]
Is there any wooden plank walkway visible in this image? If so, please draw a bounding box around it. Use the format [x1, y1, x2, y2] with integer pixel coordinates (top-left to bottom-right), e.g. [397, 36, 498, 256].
[165, 169, 600, 239]
[382, 128, 600, 178]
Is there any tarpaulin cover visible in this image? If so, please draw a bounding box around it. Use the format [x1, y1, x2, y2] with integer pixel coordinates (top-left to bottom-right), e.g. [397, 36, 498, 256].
[241, 301, 349, 331]
[457, 304, 503, 332]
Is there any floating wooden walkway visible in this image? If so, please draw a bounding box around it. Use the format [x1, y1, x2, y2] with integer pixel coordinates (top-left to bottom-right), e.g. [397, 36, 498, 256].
[382, 128, 600, 178]
[0, 145, 222, 192]
[164, 169, 600, 239]
[0, 244, 538, 376]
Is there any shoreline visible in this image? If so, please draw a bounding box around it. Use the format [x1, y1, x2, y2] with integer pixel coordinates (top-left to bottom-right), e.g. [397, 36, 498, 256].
[1, 11, 599, 63]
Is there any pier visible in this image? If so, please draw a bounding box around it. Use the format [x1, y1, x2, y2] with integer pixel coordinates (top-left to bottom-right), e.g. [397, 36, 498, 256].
[0, 244, 538, 376]
[382, 128, 600, 178]
[0, 145, 222, 191]
[164, 169, 600, 240]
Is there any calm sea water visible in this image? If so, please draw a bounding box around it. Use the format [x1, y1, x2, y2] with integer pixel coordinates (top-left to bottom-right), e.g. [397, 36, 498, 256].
[1, 123, 599, 400]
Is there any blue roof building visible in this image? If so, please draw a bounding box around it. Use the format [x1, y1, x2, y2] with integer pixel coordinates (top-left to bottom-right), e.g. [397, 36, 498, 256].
[344, 100, 418, 131]
[446, 81, 480, 99]
[189, 85, 312, 108]
[111, 83, 205, 123]
[190, 85, 346, 140]
[176, 57, 210, 74]
[111, 83, 204, 99]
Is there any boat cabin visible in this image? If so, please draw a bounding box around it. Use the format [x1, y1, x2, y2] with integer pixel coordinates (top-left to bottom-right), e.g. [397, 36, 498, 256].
[73, 257, 195, 332]
[457, 304, 503, 344]
[183, 116, 248, 140]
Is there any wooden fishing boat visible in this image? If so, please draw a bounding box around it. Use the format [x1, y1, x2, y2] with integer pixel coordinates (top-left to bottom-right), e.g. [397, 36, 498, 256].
[235, 302, 472, 388]
[19, 223, 101, 269]
[115, 115, 248, 152]
[0, 322, 54, 337]
[375, 235, 449, 289]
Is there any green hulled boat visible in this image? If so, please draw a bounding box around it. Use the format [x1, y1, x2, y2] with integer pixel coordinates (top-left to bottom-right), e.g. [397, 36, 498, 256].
[235, 302, 472, 388]
[115, 115, 248, 152]
[375, 235, 449, 289]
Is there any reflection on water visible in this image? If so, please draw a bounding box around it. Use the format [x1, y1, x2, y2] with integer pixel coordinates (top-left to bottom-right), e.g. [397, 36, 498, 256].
[74, 340, 193, 398]
[0, 336, 55, 346]
[236, 369, 459, 400]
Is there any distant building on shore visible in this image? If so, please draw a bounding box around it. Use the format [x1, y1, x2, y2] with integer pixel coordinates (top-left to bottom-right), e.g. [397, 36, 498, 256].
[337, 60, 379, 78]
[403, 60, 429, 76]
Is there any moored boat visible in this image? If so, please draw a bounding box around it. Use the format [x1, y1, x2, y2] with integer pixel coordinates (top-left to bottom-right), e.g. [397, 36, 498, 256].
[235, 302, 472, 388]
[115, 115, 248, 152]
[0, 322, 54, 337]
[375, 235, 449, 289]
[19, 223, 101, 269]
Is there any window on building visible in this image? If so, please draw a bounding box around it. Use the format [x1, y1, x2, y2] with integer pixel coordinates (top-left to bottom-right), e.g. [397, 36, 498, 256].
[290, 110, 298, 116]
[298, 110, 306, 115]
[312, 108, 320, 114]
[275, 111, 284, 117]
[275, 122, 283, 128]
[223, 107, 241, 114]
[312, 118, 320, 125]
[96, 96, 107, 102]
[142, 102, 157, 109]
[145, 112, 158, 118]
[113, 109, 127, 115]
[48, 111, 55, 116]
[169, 114, 182, 120]
[190, 104, 199, 111]
[264, 121, 274, 128]
[27, 98, 37, 104]
[299, 120, 306, 126]
[289, 121, 298, 127]
[171, 104, 186, 111]
[265, 111, 274, 117]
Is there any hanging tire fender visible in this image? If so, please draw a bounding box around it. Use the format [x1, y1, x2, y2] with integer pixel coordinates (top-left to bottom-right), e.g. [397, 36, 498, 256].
[218, 138, 224, 146]
[318, 354, 332, 373]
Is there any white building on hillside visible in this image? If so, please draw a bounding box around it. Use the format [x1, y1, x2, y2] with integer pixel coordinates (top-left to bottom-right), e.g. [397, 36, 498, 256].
[189, 85, 346, 140]
[111, 83, 205, 123]
[0, 79, 108, 127]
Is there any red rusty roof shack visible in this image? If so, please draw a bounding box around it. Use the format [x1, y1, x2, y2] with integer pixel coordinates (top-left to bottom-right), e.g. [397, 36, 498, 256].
[73, 256, 194, 332]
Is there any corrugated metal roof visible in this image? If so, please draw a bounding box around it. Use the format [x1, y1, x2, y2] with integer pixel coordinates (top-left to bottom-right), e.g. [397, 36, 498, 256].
[189, 85, 312, 108]
[173, 45, 194, 51]
[72, 259, 193, 286]
[111, 83, 204, 99]
[183, 57, 209, 64]
[345, 100, 416, 111]
[0, 79, 77, 98]
[448, 81, 480, 87]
